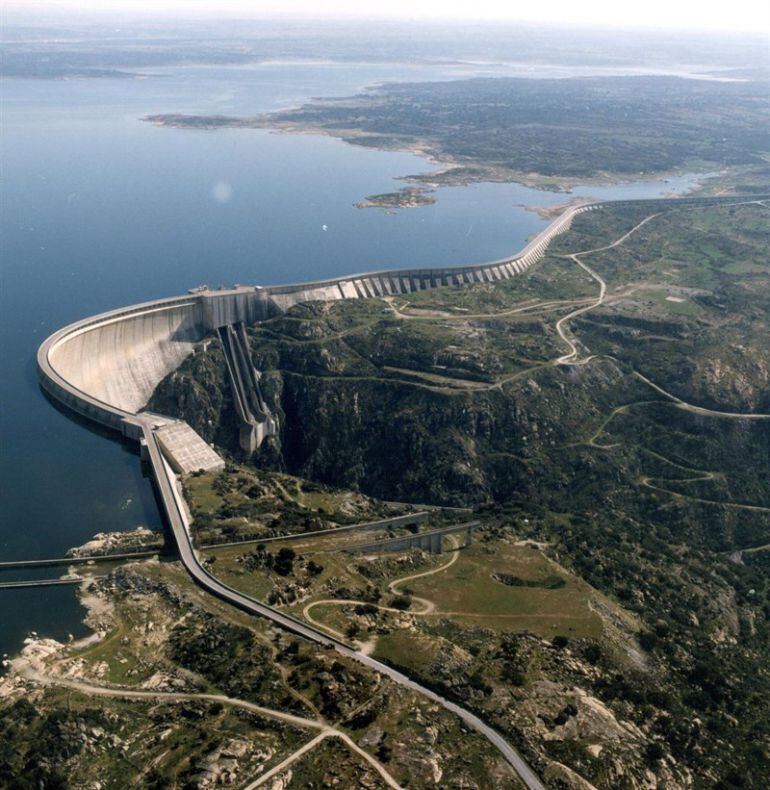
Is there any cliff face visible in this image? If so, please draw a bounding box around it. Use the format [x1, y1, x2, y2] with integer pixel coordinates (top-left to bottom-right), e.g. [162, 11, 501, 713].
[148, 338, 239, 453]
[148, 299, 639, 505]
[275, 358, 639, 506]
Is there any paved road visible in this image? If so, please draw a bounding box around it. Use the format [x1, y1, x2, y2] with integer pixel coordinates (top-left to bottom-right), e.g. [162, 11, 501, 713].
[139, 416, 544, 790]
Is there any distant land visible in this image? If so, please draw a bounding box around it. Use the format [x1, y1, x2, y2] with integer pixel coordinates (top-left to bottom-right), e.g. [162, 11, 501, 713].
[145, 75, 770, 196]
[354, 187, 437, 210]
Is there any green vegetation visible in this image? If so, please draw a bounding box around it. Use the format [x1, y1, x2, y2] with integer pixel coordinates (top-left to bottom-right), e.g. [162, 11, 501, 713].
[179, 462, 406, 544]
[355, 186, 437, 210]
[0, 692, 297, 790]
[148, 75, 770, 187]
[149, 199, 770, 786]
[0, 559, 517, 787]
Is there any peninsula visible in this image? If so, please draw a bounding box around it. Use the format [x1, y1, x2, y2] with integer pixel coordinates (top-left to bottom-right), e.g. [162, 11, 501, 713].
[145, 75, 770, 196]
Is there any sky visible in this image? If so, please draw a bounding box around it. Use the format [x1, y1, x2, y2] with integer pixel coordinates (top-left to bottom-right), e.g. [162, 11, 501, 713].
[8, 0, 770, 34]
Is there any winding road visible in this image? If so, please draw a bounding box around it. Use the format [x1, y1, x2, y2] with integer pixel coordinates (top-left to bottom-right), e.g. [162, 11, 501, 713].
[141, 418, 544, 789]
[553, 212, 770, 422]
[301, 536, 462, 638]
[555, 213, 659, 365]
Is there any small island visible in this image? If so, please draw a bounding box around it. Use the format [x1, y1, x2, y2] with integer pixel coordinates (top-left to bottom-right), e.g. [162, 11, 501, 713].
[354, 187, 436, 210]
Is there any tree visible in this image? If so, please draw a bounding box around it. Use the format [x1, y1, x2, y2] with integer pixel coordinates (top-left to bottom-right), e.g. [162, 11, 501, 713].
[390, 594, 412, 611]
[274, 547, 296, 576]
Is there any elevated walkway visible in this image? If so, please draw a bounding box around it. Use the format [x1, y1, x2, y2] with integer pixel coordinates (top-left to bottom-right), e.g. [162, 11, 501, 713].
[0, 578, 83, 589]
[0, 551, 161, 571]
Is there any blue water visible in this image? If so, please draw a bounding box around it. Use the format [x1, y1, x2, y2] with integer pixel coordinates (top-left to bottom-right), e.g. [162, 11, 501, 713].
[0, 61, 707, 661]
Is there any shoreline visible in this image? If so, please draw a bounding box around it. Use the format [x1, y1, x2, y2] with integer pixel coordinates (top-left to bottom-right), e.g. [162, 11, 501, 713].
[144, 113, 722, 209]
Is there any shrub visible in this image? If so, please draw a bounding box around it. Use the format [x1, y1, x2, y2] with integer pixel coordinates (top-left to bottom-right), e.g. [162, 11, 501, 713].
[274, 547, 296, 576]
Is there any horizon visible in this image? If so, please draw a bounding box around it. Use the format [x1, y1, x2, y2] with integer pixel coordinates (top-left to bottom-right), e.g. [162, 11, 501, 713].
[5, 1, 770, 36]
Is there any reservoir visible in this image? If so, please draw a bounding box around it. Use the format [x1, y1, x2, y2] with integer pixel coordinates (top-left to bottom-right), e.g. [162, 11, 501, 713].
[0, 60, 707, 662]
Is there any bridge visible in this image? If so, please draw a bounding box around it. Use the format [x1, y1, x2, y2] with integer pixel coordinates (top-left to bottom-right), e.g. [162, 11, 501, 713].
[34, 194, 767, 790]
[0, 550, 162, 571]
[201, 511, 431, 549]
[345, 521, 478, 555]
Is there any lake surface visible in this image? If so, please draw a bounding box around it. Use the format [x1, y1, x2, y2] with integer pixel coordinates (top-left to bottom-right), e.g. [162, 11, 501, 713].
[0, 61, 707, 662]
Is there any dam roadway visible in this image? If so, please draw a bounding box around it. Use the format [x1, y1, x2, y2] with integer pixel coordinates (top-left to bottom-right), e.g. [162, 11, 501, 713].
[35, 194, 768, 788]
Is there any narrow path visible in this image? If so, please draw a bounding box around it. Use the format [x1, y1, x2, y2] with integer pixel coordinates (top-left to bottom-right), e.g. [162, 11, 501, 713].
[632, 370, 770, 420]
[24, 667, 327, 730]
[386, 295, 594, 322]
[640, 448, 719, 477]
[551, 214, 770, 421]
[302, 537, 461, 637]
[245, 730, 402, 789]
[388, 535, 460, 600]
[24, 668, 402, 790]
[245, 732, 329, 789]
[555, 213, 660, 365]
[639, 477, 770, 512]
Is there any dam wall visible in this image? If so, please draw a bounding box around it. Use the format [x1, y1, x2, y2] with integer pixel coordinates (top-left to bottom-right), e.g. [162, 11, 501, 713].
[39, 295, 206, 438]
[47, 298, 204, 416]
[37, 194, 768, 442]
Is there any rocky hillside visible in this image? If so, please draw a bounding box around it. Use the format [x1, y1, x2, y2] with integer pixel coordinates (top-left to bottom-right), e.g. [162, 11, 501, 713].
[147, 201, 770, 786]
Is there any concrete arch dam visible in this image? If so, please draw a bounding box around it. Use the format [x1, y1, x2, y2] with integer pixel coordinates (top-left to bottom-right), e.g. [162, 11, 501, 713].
[39, 194, 759, 450]
[34, 193, 765, 790]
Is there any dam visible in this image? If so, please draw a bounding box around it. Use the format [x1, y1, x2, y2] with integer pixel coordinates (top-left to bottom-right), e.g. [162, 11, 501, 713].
[34, 193, 766, 790]
[39, 194, 759, 459]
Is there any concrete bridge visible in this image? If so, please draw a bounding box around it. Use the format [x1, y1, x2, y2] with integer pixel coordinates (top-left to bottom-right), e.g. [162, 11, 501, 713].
[345, 520, 478, 555]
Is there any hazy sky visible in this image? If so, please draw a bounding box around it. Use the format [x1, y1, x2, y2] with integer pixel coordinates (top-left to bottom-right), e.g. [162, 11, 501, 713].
[9, 0, 770, 33]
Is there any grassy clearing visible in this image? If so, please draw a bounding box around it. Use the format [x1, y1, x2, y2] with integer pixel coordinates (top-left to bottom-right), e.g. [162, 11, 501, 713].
[374, 630, 445, 674]
[409, 540, 602, 638]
